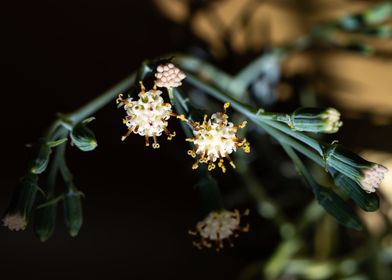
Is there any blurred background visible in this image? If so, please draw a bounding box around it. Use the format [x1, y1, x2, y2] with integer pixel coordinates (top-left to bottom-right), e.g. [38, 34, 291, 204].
[2, 0, 392, 279]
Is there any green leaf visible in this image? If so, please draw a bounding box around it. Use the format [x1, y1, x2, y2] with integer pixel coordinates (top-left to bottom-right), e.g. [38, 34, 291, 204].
[280, 143, 363, 231]
[46, 138, 68, 148]
[36, 194, 64, 209]
[313, 186, 363, 231]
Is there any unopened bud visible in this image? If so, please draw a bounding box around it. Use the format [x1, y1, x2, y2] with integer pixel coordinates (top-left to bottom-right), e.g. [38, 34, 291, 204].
[2, 173, 39, 231]
[289, 108, 343, 133]
[63, 190, 83, 237]
[28, 139, 52, 174]
[70, 118, 97, 152]
[324, 144, 388, 193]
[34, 203, 57, 242]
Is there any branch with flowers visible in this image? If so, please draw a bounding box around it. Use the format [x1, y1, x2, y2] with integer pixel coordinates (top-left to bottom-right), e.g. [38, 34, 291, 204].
[3, 54, 388, 249]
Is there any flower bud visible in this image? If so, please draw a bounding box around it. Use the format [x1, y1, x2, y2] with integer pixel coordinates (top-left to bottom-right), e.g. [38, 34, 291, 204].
[2, 173, 39, 231]
[289, 108, 343, 133]
[63, 190, 83, 237]
[324, 144, 388, 193]
[330, 169, 379, 211]
[28, 139, 52, 174]
[34, 203, 57, 242]
[70, 119, 97, 152]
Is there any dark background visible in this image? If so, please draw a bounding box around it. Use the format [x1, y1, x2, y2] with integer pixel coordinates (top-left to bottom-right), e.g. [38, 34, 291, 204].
[1, 1, 257, 279]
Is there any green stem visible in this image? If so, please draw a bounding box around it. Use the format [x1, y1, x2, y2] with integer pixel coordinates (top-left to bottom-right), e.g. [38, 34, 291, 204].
[46, 129, 68, 198]
[185, 74, 324, 156]
[67, 73, 136, 124]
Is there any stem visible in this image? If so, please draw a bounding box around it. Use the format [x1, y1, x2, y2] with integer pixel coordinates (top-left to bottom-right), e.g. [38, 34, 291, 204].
[235, 50, 286, 90]
[67, 73, 136, 124]
[46, 129, 68, 197]
[185, 74, 324, 156]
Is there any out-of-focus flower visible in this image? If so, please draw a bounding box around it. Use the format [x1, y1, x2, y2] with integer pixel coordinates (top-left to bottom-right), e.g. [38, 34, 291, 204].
[2, 173, 39, 231]
[155, 63, 186, 89]
[2, 213, 27, 231]
[189, 209, 249, 250]
[182, 103, 250, 172]
[325, 144, 388, 193]
[117, 82, 175, 148]
[289, 108, 343, 134]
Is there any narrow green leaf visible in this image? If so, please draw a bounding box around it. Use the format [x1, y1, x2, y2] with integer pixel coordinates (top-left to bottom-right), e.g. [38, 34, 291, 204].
[313, 186, 363, 231]
[47, 138, 68, 148]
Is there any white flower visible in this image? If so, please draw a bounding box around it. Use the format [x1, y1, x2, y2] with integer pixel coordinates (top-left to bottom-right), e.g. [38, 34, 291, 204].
[117, 83, 175, 148]
[155, 63, 186, 88]
[2, 213, 27, 231]
[361, 164, 388, 193]
[189, 209, 249, 250]
[183, 103, 250, 172]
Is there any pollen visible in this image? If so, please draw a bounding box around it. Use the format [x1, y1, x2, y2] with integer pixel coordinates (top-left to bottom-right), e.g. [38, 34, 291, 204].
[181, 103, 250, 172]
[116, 82, 175, 148]
[189, 209, 250, 251]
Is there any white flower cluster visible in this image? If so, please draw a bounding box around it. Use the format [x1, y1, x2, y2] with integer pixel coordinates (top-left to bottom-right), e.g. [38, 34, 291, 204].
[117, 85, 174, 148]
[190, 209, 249, 250]
[361, 164, 388, 193]
[2, 213, 27, 231]
[186, 103, 250, 172]
[155, 63, 186, 88]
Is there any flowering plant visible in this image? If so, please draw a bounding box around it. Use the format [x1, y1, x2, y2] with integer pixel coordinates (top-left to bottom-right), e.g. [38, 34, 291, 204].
[3, 3, 391, 257]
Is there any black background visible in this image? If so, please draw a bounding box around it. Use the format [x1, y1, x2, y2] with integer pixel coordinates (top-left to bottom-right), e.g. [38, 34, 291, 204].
[1, 1, 255, 279]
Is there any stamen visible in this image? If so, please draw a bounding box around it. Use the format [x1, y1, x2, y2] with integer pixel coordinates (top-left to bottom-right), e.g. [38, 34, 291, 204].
[152, 134, 160, 149]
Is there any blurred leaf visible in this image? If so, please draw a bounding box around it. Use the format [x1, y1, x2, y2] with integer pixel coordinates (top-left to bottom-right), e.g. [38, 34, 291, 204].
[313, 185, 363, 231]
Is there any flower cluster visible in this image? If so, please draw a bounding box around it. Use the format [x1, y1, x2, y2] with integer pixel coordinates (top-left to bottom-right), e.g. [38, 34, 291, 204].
[189, 209, 249, 250]
[117, 64, 250, 172]
[155, 63, 186, 89]
[182, 103, 250, 172]
[361, 164, 388, 193]
[117, 82, 175, 148]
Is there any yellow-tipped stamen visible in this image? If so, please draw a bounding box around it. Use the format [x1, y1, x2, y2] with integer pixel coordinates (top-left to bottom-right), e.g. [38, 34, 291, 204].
[192, 161, 199, 169]
[236, 121, 247, 129]
[121, 130, 132, 141]
[208, 162, 216, 171]
[152, 134, 160, 149]
[223, 102, 230, 112]
[145, 135, 150, 147]
[218, 159, 226, 173]
[187, 150, 196, 158]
